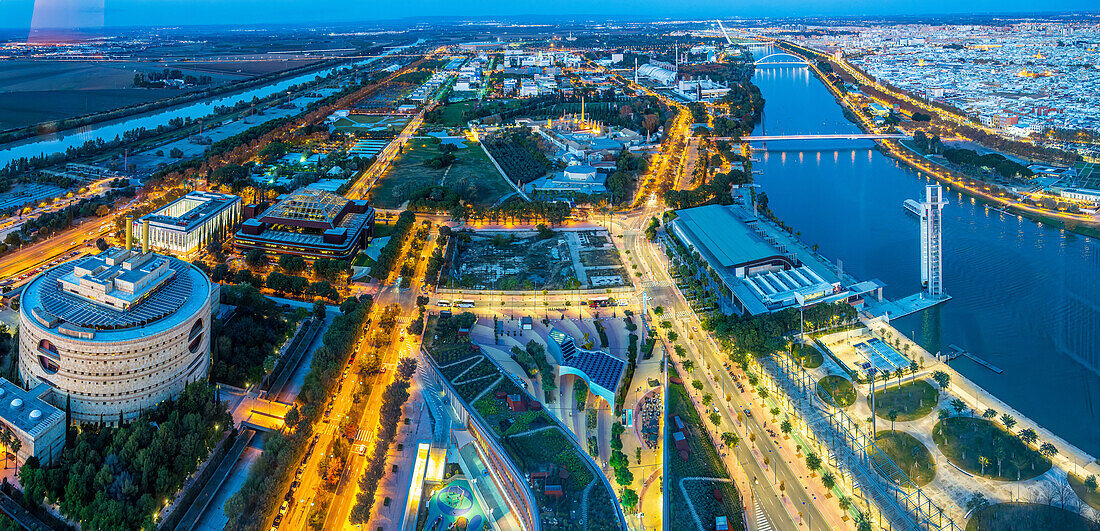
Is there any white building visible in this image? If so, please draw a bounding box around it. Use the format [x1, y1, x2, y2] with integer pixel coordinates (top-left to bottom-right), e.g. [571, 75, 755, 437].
[134, 191, 241, 258]
[0, 379, 65, 467]
[19, 245, 215, 425]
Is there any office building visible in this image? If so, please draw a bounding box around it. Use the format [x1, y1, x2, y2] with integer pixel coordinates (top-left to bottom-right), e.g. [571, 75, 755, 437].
[134, 191, 241, 258]
[235, 188, 375, 260]
[18, 242, 216, 425]
[0, 379, 65, 467]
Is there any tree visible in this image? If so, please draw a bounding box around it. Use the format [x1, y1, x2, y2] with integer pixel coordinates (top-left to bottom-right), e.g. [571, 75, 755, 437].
[1000, 413, 1017, 431]
[888, 409, 898, 431]
[978, 455, 990, 475]
[950, 398, 966, 415]
[313, 299, 327, 320]
[1085, 475, 1098, 492]
[721, 432, 739, 449]
[821, 471, 836, 490]
[938, 408, 950, 420]
[709, 412, 721, 426]
[894, 367, 904, 389]
[805, 453, 821, 473]
[1018, 428, 1038, 447]
[95, 237, 108, 251]
[692, 379, 703, 390]
[931, 370, 951, 394]
[614, 465, 634, 487]
[279, 254, 306, 274]
[702, 393, 713, 406]
[780, 419, 792, 437]
[620, 488, 639, 512]
[244, 248, 267, 269]
[982, 408, 997, 419]
[1039, 442, 1058, 458]
[682, 359, 695, 373]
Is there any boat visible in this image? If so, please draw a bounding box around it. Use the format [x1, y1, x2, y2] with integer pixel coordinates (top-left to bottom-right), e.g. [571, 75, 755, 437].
[903, 198, 921, 216]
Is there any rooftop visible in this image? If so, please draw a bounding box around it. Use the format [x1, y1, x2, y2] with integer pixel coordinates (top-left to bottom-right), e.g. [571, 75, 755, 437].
[139, 191, 240, 233]
[259, 188, 351, 230]
[22, 249, 210, 335]
[0, 380, 63, 438]
[672, 204, 782, 268]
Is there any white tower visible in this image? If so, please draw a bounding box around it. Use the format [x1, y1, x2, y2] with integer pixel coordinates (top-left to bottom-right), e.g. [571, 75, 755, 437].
[919, 184, 946, 297]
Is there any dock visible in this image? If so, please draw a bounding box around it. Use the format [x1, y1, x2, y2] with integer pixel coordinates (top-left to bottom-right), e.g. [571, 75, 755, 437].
[866, 292, 950, 320]
[943, 344, 1003, 374]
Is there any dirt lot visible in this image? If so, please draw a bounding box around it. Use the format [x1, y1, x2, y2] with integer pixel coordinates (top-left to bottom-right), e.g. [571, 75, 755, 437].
[449, 229, 627, 290]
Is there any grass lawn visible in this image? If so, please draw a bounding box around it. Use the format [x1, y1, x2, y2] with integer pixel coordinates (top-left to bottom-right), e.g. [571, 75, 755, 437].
[966, 502, 1100, 531]
[869, 430, 935, 486]
[370, 137, 511, 208]
[794, 343, 823, 369]
[667, 368, 746, 531]
[869, 379, 937, 421]
[1069, 473, 1100, 512]
[817, 375, 856, 408]
[932, 417, 1051, 481]
[428, 101, 477, 128]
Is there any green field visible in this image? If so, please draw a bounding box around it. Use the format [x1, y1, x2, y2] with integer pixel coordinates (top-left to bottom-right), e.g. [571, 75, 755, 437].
[966, 503, 1100, 531]
[1069, 473, 1100, 512]
[869, 430, 935, 486]
[427, 101, 478, 128]
[793, 343, 823, 369]
[816, 375, 856, 408]
[369, 137, 512, 208]
[870, 379, 938, 421]
[667, 370, 745, 531]
[933, 417, 1051, 481]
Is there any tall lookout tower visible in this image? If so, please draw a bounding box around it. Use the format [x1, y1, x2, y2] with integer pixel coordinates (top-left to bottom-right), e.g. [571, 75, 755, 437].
[919, 184, 946, 297]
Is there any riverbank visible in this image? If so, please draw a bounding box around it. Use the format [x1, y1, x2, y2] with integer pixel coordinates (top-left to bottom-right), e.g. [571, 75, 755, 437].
[0, 57, 342, 146]
[772, 44, 1100, 241]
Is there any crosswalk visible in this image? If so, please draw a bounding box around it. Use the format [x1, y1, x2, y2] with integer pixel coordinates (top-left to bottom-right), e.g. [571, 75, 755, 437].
[353, 429, 373, 443]
[753, 495, 773, 531]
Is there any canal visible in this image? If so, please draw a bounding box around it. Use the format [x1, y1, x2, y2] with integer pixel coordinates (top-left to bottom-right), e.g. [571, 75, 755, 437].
[0, 41, 420, 167]
[749, 52, 1100, 456]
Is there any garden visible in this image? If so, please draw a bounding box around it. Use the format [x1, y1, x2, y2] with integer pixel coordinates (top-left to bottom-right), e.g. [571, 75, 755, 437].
[369, 137, 510, 209]
[816, 375, 856, 408]
[868, 430, 935, 486]
[932, 417, 1052, 481]
[965, 502, 1099, 531]
[483, 128, 553, 184]
[869, 379, 938, 422]
[667, 371, 746, 531]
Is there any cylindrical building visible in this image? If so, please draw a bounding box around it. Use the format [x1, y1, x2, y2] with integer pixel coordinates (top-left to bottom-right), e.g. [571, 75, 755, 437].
[18, 248, 214, 425]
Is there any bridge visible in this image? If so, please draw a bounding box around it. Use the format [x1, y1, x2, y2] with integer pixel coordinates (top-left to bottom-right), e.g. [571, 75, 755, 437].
[712, 134, 907, 141]
[754, 52, 810, 66]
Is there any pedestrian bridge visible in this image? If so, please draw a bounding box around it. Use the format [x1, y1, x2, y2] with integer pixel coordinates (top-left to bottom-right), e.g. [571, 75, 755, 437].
[712, 134, 907, 142]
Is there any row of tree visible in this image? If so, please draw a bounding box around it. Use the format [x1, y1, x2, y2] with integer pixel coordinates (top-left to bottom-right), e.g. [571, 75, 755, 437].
[369, 210, 416, 280]
[349, 357, 417, 523]
[223, 295, 373, 530]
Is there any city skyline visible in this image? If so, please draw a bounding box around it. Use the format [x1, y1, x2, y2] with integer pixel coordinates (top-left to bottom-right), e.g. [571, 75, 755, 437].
[1, 0, 1099, 29]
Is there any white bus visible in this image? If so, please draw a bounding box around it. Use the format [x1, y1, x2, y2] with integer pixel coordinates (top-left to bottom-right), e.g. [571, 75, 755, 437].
[437, 300, 451, 307]
[453, 299, 475, 308]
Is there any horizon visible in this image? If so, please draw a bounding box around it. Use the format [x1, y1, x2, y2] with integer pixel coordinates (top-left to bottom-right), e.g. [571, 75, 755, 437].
[0, 1, 1098, 31]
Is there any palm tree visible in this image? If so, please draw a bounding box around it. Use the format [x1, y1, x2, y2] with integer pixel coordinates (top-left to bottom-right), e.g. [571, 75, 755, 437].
[978, 455, 990, 476]
[1000, 413, 1017, 431]
[682, 359, 695, 372]
[721, 432, 740, 449]
[894, 368, 904, 389]
[1018, 428, 1038, 447]
[702, 393, 713, 407]
[0, 430, 9, 470]
[888, 410, 899, 431]
[1039, 442, 1058, 459]
[982, 408, 997, 420]
[950, 398, 967, 415]
[994, 441, 1006, 478]
[931, 370, 951, 394]
[909, 361, 919, 381]
[821, 470, 836, 491]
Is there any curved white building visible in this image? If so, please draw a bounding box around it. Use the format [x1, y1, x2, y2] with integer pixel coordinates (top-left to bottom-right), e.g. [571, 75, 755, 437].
[18, 247, 215, 425]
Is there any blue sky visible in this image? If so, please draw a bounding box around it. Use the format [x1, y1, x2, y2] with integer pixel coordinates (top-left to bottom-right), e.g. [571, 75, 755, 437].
[0, 0, 1096, 29]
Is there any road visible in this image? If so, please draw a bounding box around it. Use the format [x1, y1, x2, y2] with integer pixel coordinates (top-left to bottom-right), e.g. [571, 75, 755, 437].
[622, 201, 840, 531]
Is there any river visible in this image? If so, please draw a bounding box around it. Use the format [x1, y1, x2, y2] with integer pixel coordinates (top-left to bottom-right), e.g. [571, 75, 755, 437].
[749, 50, 1100, 456]
[0, 40, 421, 167]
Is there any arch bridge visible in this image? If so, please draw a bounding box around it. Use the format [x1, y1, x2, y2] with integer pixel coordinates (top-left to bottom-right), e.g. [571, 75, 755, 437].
[755, 52, 810, 66]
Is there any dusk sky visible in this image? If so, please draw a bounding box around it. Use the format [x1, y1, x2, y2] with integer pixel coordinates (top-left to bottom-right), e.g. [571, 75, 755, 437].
[0, 0, 1097, 29]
